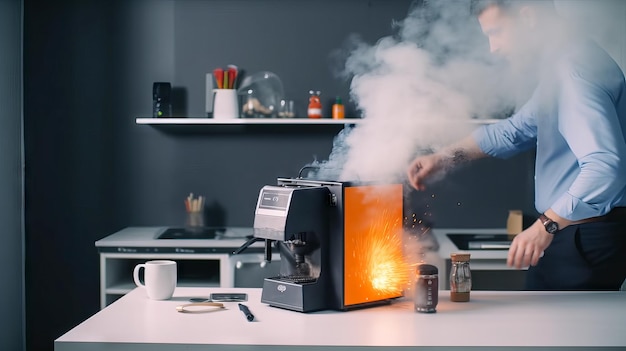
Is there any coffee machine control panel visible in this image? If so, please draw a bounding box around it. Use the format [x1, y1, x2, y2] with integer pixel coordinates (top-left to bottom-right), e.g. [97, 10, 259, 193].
[253, 185, 330, 242]
[259, 189, 291, 211]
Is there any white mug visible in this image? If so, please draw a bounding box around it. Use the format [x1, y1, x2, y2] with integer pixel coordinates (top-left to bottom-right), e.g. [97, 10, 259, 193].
[133, 260, 177, 300]
[213, 89, 239, 119]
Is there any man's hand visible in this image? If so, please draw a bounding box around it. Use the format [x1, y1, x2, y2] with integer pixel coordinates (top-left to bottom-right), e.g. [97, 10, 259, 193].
[406, 136, 486, 191]
[507, 220, 554, 269]
[406, 153, 445, 191]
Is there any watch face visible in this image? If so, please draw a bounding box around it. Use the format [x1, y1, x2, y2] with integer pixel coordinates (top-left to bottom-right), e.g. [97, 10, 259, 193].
[546, 221, 559, 234]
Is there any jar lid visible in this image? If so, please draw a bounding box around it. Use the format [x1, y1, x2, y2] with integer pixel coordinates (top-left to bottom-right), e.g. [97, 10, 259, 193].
[416, 264, 438, 275]
[451, 253, 471, 262]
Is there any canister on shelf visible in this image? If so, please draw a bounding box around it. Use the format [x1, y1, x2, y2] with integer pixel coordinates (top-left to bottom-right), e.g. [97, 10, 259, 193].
[450, 253, 472, 302]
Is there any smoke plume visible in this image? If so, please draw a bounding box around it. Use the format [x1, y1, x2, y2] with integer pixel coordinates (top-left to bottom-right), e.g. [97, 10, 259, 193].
[302, 0, 625, 290]
[309, 0, 624, 184]
[312, 0, 516, 182]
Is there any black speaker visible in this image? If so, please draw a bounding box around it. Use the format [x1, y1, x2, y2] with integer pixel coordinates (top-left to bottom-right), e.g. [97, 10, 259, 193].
[153, 82, 172, 117]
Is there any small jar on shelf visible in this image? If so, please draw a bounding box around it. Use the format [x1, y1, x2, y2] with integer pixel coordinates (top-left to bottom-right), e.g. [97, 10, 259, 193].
[307, 90, 322, 118]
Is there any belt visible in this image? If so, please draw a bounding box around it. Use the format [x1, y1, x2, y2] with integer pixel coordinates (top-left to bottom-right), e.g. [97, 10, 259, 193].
[572, 207, 626, 224]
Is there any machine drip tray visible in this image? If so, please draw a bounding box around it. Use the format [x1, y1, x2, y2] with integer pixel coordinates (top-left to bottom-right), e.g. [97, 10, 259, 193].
[157, 227, 226, 239]
[447, 233, 513, 250]
[274, 275, 317, 284]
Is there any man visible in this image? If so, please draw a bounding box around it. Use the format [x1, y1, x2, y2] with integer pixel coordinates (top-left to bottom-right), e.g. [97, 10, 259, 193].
[407, 0, 626, 290]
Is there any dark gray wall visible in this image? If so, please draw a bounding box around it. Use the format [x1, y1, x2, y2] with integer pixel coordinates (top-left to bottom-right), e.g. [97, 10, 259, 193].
[117, 0, 535, 230]
[0, 0, 24, 350]
[24, 1, 535, 350]
[24, 1, 122, 350]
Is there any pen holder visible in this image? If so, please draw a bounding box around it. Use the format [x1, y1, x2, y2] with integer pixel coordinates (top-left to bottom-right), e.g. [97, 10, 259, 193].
[213, 89, 239, 119]
[185, 211, 205, 231]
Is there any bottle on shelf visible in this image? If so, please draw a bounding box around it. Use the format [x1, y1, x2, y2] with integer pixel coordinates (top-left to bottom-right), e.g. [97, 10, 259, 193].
[332, 96, 345, 119]
[307, 90, 322, 119]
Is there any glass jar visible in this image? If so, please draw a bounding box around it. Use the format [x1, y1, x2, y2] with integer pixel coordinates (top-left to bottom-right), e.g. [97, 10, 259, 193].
[450, 253, 471, 302]
[414, 264, 438, 313]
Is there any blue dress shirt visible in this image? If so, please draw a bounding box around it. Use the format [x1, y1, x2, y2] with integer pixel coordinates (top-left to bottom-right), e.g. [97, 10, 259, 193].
[473, 39, 626, 221]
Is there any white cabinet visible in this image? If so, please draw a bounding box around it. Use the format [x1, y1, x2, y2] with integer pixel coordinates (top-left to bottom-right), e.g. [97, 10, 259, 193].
[99, 252, 229, 308]
[96, 227, 278, 308]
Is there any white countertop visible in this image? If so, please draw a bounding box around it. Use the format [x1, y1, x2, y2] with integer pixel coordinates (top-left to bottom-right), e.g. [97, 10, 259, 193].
[55, 287, 626, 350]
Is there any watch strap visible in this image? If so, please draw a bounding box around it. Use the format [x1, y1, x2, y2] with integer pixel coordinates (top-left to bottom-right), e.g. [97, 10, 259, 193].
[539, 213, 559, 234]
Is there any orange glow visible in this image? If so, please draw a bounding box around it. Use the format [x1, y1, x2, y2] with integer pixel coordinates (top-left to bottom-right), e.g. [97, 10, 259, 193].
[343, 184, 408, 306]
[365, 217, 409, 294]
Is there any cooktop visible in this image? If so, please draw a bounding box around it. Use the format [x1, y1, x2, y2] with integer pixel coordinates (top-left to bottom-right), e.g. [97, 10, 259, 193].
[157, 227, 228, 240]
[447, 233, 513, 250]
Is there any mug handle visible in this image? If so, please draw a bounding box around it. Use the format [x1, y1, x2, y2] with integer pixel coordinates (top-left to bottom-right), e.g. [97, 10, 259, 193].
[133, 264, 146, 288]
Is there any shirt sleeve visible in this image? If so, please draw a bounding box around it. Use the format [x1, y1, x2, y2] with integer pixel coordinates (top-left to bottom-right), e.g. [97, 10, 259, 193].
[551, 62, 626, 220]
[471, 101, 538, 159]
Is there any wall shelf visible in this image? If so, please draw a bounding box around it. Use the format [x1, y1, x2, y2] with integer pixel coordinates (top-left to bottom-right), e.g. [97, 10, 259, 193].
[136, 117, 501, 126]
[135, 117, 362, 134]
[136, 117, 364, 126]
[136, 117, 502, 135]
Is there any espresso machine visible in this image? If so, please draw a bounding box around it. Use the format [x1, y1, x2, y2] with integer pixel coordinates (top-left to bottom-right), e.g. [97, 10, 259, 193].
[234, 177, 405, 312]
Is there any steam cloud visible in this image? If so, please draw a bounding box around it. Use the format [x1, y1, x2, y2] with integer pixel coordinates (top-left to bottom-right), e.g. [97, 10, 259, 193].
[311, 0, 516, 182]
[300, 0, 625, 287]
[309, 0, 624, 184]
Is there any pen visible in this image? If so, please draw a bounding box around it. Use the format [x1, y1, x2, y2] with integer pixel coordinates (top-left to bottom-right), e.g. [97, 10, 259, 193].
[238, 303, 254, 322]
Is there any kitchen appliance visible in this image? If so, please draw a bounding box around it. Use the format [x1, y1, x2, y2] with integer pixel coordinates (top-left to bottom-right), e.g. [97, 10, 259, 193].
[234, 177, 406, 312]
[447, 233, 513, 250]
[153, 82, 172, 118]
[157, 227, 223, 240]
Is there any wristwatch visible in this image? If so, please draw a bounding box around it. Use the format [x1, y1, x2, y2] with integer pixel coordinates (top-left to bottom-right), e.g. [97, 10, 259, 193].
[539, 213, 559, 234]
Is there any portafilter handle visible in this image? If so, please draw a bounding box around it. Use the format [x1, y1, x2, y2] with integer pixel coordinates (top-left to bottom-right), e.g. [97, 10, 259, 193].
[232, 237, 274, 263]
[232, 237, 264, 255]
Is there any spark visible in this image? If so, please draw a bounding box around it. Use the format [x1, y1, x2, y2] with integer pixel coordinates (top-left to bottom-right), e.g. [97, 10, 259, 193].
[356, 211, 410, 296]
